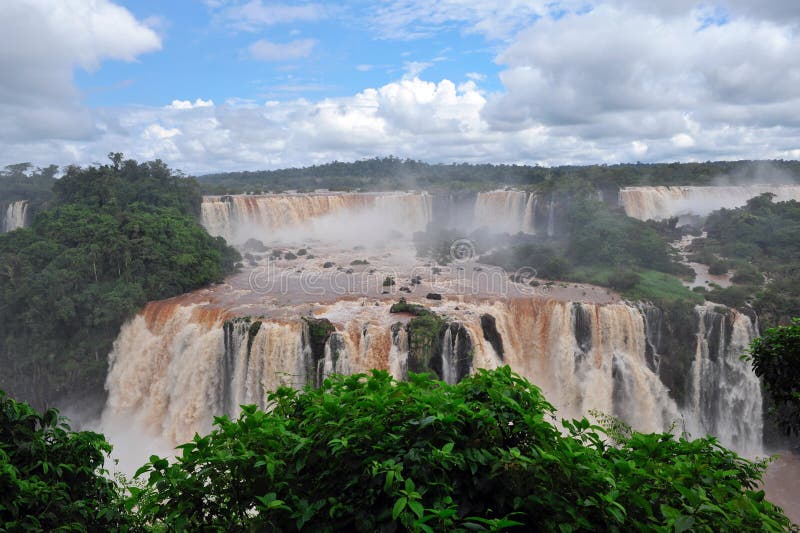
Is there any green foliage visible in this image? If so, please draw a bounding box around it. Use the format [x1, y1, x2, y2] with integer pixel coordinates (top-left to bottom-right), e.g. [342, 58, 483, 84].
[708, 261, 729, 275]
[622, 270, 705, 305]
[703, 195, 800, 325]
[197, 157, 800, 194]
[748, 319, 800, 435]
[0, 157, 239, 408]
[566, 198, 679, 273]
[0, 163, 56, 205]
[0, 390, 129, 530]
[607, 269, 641, 291]
[131, 367, 792, 531]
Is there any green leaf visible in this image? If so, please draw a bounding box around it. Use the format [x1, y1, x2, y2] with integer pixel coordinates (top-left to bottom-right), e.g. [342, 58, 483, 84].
[673, 515, 695, 533]
[392, 497, 407, 520]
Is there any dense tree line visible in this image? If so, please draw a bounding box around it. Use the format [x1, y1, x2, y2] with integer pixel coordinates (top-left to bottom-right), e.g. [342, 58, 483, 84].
[1, 367, 793, 531]
[199, 157, 800, 194]
[0, 156, 239, 410]
[690, 194, 800, 326]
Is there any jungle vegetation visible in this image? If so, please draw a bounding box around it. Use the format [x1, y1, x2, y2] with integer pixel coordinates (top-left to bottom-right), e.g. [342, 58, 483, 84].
[198, 157, 800, 194]
[1, 367, 794, 531]
[0, 156, 239, 410]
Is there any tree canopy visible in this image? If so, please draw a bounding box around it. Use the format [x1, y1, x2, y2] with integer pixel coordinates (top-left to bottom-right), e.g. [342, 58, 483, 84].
[0, 390, 129, 530]
[131, 367, 791, 532]
[0, 157, 239, 410]
[749, 319, 800, 435]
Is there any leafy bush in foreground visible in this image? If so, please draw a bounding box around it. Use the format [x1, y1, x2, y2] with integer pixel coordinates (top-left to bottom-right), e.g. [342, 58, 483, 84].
[0, 391, 129, 530]
[132, 367, 792, 532]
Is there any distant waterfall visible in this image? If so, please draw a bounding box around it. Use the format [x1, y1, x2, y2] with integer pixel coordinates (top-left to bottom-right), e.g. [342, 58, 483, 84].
[103, 297, 765, 455]
[474, 190, 537, 234]
[201, 192, 433, 243]
[546, 198, 555, 237]
[619, 185, 800, 221]
[2, 201, 29, 233]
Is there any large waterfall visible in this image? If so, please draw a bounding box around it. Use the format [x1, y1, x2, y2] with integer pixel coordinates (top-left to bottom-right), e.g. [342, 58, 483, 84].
[2, 200, 29, 233]
[474, 190, 538, 234]
[619, 185, 800, 221]
[201, 192, 433, 243]
[102, 296, 762, 455]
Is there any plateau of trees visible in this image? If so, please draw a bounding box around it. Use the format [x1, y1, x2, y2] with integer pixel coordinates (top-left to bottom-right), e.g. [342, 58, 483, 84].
[0, 156, 239, 410]
[199, 157, 800, 194]
[1, 367, 794, 531]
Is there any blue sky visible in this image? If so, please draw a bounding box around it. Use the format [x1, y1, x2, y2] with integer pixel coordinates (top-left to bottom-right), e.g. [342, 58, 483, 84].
[1, 1, 800, 174]
[75, 1, 505, 107]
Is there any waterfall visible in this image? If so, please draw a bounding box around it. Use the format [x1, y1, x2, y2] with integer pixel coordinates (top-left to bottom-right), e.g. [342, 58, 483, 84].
[102, 297, 764, 456]
[474, 190, 537, 234]
[200, 192, 432, 244]
[546, 198, 555, 237]
[523, 194, 537, 234]
[2, 200, 29, 233]
[690, 305, 762, 455]
[619, 185, 800, 221]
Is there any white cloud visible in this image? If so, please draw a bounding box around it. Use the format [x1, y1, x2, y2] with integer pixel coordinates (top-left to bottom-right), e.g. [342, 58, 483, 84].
[3, 0, 800, 173]
[168, 99, 215, 110]
[356, 64, 373, 72]
[402, 61, 431, 79]
[216, 1, 326, 31]
[0, 0, 160, 143]
[370, 0, 566, 40]
[248, 38, 317, 61]
[631, 141, 648, 157]
[671, 134, 696, 148]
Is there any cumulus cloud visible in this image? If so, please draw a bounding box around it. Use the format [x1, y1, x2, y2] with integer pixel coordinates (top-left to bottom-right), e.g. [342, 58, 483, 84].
[168, 99, 215, 109]
[2, 0, 800, 173]
[0, 0, 160, 144]
[481, 2, 800, 161]
[248, 38, 317, 61]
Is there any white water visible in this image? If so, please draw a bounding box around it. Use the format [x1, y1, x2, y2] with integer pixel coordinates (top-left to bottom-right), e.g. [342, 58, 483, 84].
[102, 297, 763, 457]
[201, 192, 432, 244]
[474, 190, 537, 234]
[619, 185, 800, 221]
[2, 200, 29, 232]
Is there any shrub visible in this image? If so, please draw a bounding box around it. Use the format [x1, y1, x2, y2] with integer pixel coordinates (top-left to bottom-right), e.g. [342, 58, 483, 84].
[608, 269, 641, 291]
[0, 391, 129, 530]
[131, 368, 791, 531]
[708, 261, 729, 275]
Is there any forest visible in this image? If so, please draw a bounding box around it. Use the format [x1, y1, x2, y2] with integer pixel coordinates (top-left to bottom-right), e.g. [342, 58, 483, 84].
[199, 157, 800, 194]
[0, 156, 239, 411]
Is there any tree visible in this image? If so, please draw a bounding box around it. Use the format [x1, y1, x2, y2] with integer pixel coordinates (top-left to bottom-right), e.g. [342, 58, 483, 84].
[132, 367, 791, 531]
[0, 390, 129, 530]
[749, 318, 800, 434]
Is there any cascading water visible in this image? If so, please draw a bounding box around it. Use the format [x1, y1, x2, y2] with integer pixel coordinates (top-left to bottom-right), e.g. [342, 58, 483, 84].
[2, 200, 29, 233]
[102, 296, 765, 456]
[201, 192, 432, 243]
[546, 198, 555, 237]
[619, 185, 800, 221]
[691, 305, 762, 455]
[474, 190, 537, 234]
